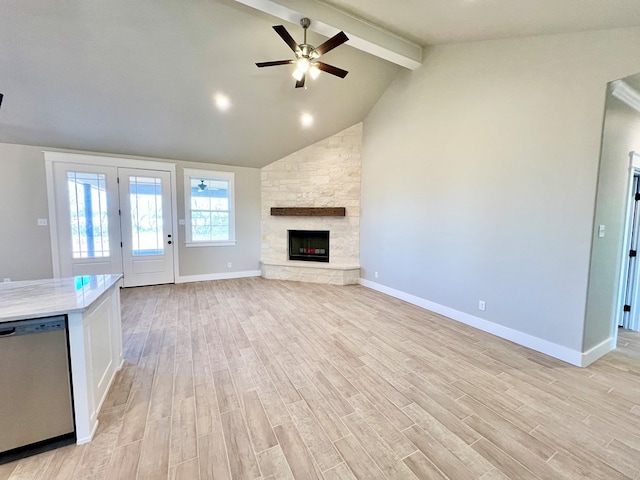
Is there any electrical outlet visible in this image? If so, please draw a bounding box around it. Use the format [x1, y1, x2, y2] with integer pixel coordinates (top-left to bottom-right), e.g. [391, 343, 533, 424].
[227, 262, 232, 268]
[374, 271, 379, 278]
[3, 278, 10, 283]
[478, 300, 486, 311]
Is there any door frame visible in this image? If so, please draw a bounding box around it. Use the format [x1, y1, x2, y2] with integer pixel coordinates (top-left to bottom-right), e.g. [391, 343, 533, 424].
[44, 151, 179, 282]
[613, 151, 640, 339]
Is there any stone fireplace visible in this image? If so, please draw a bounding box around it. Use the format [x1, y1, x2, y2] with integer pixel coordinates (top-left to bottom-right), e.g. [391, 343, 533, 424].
[260, 124, 362, 285]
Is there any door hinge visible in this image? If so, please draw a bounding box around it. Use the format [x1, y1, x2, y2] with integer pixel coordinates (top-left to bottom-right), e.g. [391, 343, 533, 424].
[631, 250, 637, 258]
[118, 209, 121, 216]
[117, 177, 120, 184]
[120, 242, 123, 248]
[635, 193, 640, 201]
[624, 304, 631, 312]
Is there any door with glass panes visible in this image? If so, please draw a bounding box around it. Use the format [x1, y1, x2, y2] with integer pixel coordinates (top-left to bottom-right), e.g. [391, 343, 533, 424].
[53, 163, 122, 277]
[118, 168, 174, 287]
[52, 162, 174, 286]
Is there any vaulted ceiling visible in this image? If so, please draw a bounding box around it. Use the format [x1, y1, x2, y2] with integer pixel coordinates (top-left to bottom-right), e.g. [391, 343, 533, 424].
[1, 0, 639, 168]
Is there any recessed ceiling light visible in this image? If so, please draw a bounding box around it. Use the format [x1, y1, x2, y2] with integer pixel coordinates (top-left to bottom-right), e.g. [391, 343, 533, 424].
[301, 113, 313, 127]
[214, 93, 231, 111]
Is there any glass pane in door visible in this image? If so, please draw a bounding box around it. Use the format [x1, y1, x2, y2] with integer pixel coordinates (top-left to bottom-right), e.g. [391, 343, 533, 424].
[67, 172, 110, 258]
[129, 176, 164, 256]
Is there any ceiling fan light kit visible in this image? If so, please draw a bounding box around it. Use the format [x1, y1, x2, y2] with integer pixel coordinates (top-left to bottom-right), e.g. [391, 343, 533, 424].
[256, 17, 349, 89]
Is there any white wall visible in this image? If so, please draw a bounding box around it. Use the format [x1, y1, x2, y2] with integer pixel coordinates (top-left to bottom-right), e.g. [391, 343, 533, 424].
[584, 84, 640, 350]
[360, 27, 640, 359]
[0, 143, 261, 281]
[177, 160, 261, 279]
[0, 143, 54, 280]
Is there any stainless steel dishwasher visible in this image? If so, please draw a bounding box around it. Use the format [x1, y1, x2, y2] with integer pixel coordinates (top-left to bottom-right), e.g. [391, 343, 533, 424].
[0, 316, 75, 463]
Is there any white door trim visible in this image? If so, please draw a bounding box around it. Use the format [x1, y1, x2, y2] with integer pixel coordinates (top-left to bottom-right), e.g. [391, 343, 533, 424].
[44, 151, 179, 281]
[613, 151, 640, 344]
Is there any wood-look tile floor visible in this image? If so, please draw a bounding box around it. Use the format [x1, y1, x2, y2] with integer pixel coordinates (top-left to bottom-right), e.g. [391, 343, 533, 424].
[4, 278, 640, 479]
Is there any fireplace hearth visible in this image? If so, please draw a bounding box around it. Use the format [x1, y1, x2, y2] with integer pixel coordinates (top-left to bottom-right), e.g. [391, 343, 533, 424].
[289, 230, 329, 262]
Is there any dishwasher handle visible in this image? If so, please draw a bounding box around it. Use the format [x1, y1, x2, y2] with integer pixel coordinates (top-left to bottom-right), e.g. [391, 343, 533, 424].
[0, 327, 16, 337]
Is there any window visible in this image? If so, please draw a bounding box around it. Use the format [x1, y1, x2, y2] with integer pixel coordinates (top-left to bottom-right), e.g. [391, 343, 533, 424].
[67, 171, 110, 258]
[129, 176, 164, 256]
[184, 168, 235, 246]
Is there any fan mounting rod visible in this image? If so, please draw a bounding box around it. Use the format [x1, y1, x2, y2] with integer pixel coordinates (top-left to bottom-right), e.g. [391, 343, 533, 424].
[300, 17, 313, 53]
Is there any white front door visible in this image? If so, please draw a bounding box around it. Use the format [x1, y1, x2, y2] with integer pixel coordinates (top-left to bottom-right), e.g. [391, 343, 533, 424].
[118, 168, 174, 287]
[51, 161, 175, 286]
[53, 163, 123, 277]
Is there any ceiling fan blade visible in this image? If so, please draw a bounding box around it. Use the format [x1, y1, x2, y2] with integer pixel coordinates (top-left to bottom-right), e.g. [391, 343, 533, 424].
[273, 25, 299, 53]
[295, 74, 306, 89]
[316, 62, 348, 78]
[256, 60, 294, 68]
[314, 31, 348, 56]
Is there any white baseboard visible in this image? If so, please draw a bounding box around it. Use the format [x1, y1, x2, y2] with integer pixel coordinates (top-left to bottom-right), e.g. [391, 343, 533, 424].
[176, 270, 262, 284]
[77, 420, 99, 445]
[581, 336, 616, 367]
[359, 279, 611, 367]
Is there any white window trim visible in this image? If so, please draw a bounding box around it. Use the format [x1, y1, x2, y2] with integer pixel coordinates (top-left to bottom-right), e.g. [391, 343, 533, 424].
[183, 168, 236, 247]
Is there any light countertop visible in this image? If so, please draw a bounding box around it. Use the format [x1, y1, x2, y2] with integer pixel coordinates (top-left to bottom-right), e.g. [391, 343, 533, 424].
[0, 274, 122, 323]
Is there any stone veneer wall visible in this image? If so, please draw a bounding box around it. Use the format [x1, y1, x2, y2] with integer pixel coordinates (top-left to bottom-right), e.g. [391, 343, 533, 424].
[261, 123, 362, 266]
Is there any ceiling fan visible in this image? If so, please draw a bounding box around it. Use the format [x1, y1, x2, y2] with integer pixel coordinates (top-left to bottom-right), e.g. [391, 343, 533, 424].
[256, 18, 349, 89]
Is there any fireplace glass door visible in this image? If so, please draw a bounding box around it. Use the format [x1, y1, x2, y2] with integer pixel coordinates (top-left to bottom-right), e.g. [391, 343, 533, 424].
[288, 230, 329, 262]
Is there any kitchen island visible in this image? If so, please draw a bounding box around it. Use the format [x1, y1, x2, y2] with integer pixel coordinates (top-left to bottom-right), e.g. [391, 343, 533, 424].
[0, 274, 123, 445]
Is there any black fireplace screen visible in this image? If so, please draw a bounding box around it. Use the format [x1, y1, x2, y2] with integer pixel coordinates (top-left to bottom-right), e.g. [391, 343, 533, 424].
[288, 230, 329, 262]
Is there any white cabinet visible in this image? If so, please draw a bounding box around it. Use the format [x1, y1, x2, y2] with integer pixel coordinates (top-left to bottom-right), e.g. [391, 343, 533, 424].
[68, 279, 123, 443]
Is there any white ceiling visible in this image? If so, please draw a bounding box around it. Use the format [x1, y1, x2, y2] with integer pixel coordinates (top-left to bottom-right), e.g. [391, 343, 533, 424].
[320, 0, 640, 46]
[1, 0, 639, 168]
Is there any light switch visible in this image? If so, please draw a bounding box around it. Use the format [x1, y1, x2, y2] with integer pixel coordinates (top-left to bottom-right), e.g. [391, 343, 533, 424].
[598, 224, 605, 238]
[37, 218, 48, 226]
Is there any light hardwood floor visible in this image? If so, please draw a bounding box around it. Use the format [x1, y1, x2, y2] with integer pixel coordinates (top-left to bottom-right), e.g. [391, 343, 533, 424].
[3, 277, 640, 479]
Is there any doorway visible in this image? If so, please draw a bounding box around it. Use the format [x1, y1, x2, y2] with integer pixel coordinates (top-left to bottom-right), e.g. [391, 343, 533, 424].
[46, 153, 177, 287]
[584, 75, 640, 361]
[621, 171, 640, 329]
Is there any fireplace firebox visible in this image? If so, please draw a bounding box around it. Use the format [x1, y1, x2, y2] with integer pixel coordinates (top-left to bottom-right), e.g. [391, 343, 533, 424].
[288, 230, 329, 262]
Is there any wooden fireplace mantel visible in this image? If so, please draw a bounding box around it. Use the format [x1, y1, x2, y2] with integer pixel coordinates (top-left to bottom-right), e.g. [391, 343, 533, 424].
[270, 207, 346, 217]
